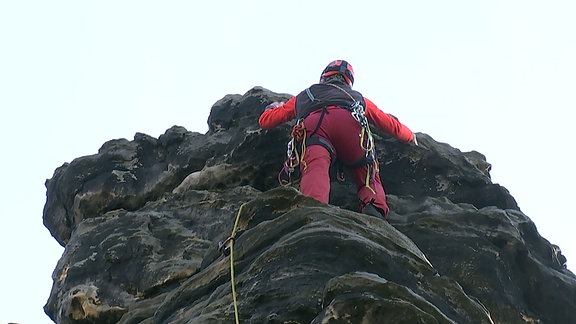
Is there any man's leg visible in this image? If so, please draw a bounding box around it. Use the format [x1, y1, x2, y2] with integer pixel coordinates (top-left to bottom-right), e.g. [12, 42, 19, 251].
[349, 164, 390, 217]
[299, 145, 331, 203]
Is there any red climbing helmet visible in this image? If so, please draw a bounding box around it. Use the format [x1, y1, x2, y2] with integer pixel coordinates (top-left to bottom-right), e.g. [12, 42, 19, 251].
[320, 60, 355, 86]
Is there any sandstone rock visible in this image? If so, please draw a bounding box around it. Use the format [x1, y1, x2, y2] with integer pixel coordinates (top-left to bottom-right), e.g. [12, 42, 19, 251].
[43, 87, 576, 323]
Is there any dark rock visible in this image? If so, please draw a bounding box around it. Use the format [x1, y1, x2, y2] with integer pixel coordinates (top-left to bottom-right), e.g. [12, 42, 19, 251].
[207, 86, 292, 134]
[43, 87, 576, 323]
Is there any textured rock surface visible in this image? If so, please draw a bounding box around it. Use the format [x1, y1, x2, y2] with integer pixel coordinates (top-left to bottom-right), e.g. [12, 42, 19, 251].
[43, 87, 576, 323]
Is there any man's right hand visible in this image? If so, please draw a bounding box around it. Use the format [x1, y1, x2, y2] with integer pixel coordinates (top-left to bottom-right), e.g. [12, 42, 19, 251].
[411, 134, 418, 146]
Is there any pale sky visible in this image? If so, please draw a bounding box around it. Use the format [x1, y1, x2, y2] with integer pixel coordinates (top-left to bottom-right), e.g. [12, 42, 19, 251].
[1, 1, 575, 323]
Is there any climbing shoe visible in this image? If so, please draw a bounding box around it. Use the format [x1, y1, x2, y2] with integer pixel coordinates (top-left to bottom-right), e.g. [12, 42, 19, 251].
[362, 203, 386, 218]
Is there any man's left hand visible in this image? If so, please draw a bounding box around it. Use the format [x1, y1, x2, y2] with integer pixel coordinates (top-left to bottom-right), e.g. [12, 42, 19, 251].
[265, 101, 284, 110]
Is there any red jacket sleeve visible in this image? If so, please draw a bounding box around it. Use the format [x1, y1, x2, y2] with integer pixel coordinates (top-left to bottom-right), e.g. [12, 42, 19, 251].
[364, 97, 414, 142]
[258, 96, 297, 129]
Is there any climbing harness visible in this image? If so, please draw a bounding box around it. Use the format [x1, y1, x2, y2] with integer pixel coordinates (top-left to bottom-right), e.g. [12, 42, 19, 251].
[324, 83, 378, 195]
[278, 113, 338, 185]
[218, 203, 246, 324]
[278, 121, 307, 185]
[278, 83, 379, 195]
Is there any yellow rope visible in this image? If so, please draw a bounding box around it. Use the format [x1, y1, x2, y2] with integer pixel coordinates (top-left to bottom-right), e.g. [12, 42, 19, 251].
[229, 203, 245, 324]
[360, 126, 374, 152]
[364, 164, 377, 195]
[299, 135, 308, 171]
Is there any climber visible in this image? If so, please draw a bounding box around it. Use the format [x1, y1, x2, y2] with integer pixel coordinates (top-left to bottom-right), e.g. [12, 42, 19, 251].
[258, 60, 417, 218]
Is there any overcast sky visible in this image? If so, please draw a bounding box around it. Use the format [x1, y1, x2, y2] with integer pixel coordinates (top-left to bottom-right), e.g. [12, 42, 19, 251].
[1, 1, 575, 323]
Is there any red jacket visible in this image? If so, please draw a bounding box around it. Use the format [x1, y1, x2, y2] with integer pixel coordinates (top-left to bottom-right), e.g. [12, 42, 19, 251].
[259, 95, 414, 143]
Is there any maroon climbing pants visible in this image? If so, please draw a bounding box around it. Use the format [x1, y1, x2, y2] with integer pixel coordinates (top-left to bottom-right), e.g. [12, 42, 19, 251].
[299, 107, 390, 217]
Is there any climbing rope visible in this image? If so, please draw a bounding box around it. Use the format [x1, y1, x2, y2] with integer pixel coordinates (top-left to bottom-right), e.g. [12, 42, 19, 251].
[219, 203, 245, 324]
[230, 207, 241, 323]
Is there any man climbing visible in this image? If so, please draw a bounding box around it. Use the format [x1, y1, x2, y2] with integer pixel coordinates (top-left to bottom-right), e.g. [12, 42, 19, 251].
[259, 60, 417, 218]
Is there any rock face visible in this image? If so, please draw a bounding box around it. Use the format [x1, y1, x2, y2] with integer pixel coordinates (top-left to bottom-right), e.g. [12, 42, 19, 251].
[43, 87, 576, 323]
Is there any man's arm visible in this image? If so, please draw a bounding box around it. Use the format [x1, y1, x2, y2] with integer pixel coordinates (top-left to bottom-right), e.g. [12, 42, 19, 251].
[258, 96, 297, 129]
[364, 97, 415, 143]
